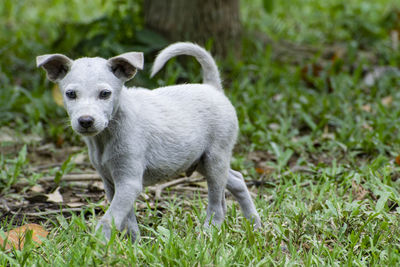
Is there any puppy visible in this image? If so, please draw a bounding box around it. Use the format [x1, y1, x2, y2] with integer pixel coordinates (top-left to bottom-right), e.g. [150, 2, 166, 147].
[37, 42, 261, 241]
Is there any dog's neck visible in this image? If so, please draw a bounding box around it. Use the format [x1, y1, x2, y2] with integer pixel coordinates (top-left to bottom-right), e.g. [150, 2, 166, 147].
[83, 108, 122, 167]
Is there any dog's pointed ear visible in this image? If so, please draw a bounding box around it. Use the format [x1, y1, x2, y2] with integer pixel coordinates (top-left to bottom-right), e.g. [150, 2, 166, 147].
[108, 52, 144, 81]
[36, 54, 73, 82]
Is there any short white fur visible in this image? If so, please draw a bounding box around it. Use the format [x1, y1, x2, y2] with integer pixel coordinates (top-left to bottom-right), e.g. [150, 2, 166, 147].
[37, 42, 261, 241]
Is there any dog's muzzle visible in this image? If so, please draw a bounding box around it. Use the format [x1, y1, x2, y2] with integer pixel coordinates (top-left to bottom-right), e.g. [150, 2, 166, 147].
[75, 115, 102, 136]
[78, 115, 95, 129]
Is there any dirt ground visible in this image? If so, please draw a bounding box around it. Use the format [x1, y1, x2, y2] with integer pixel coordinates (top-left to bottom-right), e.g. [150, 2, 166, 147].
[0, 142, 264, 226]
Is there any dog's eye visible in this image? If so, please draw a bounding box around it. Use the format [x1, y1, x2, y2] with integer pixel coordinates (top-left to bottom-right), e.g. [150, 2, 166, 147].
[99, 90, 112, 99]
[65, 90, 77, 100]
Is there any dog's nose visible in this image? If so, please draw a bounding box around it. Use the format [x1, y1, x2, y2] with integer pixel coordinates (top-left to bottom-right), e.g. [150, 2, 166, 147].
[78, 116, 94, 129]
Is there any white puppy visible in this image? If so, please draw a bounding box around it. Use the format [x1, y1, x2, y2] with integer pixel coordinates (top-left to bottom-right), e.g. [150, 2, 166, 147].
[37, 42, 261, 241]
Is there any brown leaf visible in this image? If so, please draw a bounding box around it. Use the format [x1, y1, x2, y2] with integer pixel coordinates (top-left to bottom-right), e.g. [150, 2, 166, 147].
[0, 224, 49, 250]
[300, 63, 334, 92]
[322, 125, 334, 140]
[361, 104, 372, 112]
[362, 123, 373, 131]
[381, 96, 393, 106]
[300, 63, 323, 89]
[352, 181, 369, 201]
[329, 47, 346, 62]
[255, 167, 273, 175]
[395, 155, 400, 166]
[321, 133, 335, 140]
[56, 136, 64, 148]
[248, 151, 274, 163]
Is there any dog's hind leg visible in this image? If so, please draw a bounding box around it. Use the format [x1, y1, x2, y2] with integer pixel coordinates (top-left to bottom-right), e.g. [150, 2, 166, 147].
[199, 152, 229, 228]
[227, 169, 261, 228]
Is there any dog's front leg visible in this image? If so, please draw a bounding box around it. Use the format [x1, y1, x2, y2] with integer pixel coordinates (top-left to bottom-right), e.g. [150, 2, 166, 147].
[96, 168, 143, 241]
[101, 175, 115, 202]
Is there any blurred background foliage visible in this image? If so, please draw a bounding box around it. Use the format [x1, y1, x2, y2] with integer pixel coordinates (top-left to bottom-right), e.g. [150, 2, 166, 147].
[1, 0, 400, 161]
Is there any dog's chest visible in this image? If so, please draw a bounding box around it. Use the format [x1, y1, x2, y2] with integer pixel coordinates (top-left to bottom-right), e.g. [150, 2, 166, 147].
[84, 136, 115, 176]
[88, 149, 105, 171]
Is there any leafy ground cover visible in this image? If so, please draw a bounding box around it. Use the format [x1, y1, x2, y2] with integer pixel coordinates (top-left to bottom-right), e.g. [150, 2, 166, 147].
[2, 0, 400, 265]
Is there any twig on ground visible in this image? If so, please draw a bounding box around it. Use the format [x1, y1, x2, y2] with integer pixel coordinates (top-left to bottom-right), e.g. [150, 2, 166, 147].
[16, 173, 102, 187]
[148, 176, 205, 200]
[0, 199, 11, 212]
[249, 166, 317, 187]
[173, 186, 208, 193]
[29, 163, 92, 172]
[11, 207, 85, 217]
[29, 163, 62, 171]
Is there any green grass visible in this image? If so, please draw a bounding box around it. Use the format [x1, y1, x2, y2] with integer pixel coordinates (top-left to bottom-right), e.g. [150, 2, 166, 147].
[2, 167, 400, 265]
[2, 0, 400, 265]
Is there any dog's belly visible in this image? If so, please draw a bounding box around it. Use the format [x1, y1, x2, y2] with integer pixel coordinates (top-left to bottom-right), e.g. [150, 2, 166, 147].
[142, 169, 180, 186]
[142, 157, 200, 186]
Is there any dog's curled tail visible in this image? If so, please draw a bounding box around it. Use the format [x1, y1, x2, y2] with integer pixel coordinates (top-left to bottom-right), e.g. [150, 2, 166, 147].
[151, 42, 223, 92]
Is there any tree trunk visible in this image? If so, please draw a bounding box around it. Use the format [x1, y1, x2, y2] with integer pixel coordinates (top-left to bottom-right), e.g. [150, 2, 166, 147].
[144, 0, 241, 57]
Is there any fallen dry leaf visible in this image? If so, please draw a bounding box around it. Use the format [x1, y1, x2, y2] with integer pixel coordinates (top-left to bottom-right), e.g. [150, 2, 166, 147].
[192, 181, 208, 188]
[72, 152, 87, 164]
[269, 123, 280, 130]
[322, 132, 335, 140]
[272, 94, 283, 101]
[0, 224, 48, 250]
[362, 123, 373, 131]
[248, 151, 275, 163]
[352, 181, 369, 201]
[363, 66, 400, 86]
[0, 127, 42, 143]
[381, 96, 393, 106]
[92, 181, 104, 190]
[46, 187, 63, 203]
[30, 184, 45, 193]
[322, 125, 335, 139]
[361, 104, 372, 112]
[395, 155, 400, 166]
[255, 166, 273, 175]
[66, 202, 86, 208]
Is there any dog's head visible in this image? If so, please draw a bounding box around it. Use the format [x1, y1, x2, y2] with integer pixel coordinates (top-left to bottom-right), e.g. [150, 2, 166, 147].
[37, 52, 143, 136]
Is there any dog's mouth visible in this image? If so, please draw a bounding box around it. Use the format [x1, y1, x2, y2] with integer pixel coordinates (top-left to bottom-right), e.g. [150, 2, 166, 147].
[72, 118, 108, 137]
[74, 127, 102, 136]
[77, 129, 101, 136]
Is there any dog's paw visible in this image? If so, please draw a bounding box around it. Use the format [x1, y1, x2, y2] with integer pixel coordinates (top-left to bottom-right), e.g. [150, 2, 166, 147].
[251, 215, 262, 230]
[125, 225, 140, 243]
[203, 217, 224, 229]
[95, 220, 112, 241]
